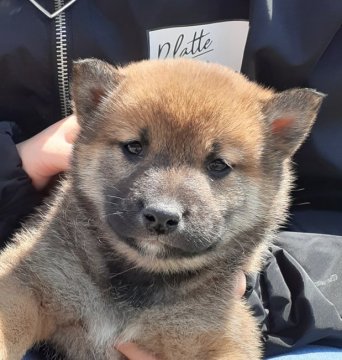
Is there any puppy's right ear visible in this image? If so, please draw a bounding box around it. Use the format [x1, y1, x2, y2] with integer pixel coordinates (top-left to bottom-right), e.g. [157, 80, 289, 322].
[72, 59, 121, 123]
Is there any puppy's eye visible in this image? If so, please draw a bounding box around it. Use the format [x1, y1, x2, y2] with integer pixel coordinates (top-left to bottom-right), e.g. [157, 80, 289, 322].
[207, 159, 232, 177]
[124, 141, 143, 156]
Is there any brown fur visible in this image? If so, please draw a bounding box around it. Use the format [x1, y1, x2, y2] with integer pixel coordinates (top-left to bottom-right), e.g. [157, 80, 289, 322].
[0, 59, 323, 359]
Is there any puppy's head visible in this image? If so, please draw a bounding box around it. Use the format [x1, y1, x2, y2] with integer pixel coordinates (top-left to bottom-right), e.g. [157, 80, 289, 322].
[71, 59, 323, 273]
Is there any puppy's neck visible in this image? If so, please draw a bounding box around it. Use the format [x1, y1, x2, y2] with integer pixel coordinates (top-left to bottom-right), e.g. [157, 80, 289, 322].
[100, 245, 203, 308]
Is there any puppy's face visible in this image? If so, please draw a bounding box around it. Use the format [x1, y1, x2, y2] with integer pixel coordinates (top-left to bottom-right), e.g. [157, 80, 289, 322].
[72, 59, 323, 272]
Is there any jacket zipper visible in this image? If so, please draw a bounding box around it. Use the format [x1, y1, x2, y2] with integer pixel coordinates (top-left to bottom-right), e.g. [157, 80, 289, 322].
[54, 0, 71, 118]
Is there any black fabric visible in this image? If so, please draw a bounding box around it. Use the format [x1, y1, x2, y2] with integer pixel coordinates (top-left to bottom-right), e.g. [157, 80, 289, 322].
[242, 0, 342, 232]
[0, 0, 342, 358]
[0, 122, 42, 246]
[248, 232, 342, 357]
[287, 210, 342, 236]
[0, 0, 249, 140]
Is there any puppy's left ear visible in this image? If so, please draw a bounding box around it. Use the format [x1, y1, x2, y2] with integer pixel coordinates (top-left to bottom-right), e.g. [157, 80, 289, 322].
[263, 88, 325, 159]
[72, 58, 121, 123]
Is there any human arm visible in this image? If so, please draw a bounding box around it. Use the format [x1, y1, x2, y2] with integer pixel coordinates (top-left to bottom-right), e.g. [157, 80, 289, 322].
[0, 116, 79, 246]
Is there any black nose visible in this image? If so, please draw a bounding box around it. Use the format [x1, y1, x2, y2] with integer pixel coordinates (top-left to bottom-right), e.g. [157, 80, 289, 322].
[142, 205, 181, 234]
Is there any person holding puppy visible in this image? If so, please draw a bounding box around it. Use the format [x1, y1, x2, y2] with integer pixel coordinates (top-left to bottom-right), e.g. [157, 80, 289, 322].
[0, 0, 341, 359]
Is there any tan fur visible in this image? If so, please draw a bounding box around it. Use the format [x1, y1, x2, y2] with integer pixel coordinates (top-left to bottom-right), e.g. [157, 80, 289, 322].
[0, 59, 323, 359]
[0, 246, 55, 359]
[134, 300, 260, 360]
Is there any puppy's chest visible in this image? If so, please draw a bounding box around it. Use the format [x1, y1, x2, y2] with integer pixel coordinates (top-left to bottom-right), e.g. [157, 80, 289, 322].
[81, 266, 205, 350]
[107, 261, 194, 309]
[77, 262, 232, 356]
[106, 264, 232, 335]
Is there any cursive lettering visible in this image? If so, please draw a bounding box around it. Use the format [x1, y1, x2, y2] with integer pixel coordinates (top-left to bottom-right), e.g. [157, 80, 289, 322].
[158, 29, 214, 59]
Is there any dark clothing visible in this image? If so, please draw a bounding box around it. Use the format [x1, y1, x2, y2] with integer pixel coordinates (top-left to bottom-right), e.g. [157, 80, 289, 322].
[0, 122, 42, 244]
[0, 0, 342, 357]
[249, 232, 342, 357]
[242, 1, 342, 235]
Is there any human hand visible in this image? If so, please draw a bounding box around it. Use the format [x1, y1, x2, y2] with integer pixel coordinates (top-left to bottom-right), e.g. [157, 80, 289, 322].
[117, 271, 246, 360]
[16, 115, 80, 190]
[234, 270, 247, 298]
[116, 343, 158, 360]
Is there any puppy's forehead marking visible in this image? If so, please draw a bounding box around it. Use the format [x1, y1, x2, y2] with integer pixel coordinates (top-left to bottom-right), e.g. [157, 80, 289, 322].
[140, 128, 149, 144]
[211, 142, 221, 154]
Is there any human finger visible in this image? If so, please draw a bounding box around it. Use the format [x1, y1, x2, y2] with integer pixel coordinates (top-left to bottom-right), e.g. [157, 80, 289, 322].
[116, 343, 158, 360]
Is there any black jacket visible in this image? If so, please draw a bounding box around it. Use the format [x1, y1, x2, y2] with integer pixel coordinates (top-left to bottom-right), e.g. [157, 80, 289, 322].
[0, 0, 342, 357]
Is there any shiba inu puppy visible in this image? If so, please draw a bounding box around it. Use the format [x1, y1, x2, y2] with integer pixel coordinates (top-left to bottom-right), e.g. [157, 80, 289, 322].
[0, 59, 323, 360]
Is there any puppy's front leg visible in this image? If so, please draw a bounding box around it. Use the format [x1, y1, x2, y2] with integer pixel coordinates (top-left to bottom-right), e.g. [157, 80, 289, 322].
[0, 275, 54, 360]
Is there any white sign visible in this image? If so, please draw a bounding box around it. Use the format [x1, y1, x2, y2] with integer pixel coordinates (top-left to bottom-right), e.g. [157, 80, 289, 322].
[148, 20, 249, 72]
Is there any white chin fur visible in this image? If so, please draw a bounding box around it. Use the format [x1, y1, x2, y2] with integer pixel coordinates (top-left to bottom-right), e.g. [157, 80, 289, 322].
[109, 235, 215, 273]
